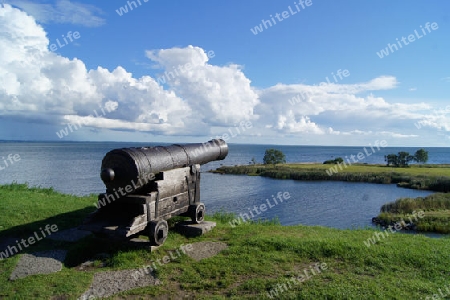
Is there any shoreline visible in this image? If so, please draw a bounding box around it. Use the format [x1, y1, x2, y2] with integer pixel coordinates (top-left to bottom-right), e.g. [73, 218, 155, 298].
[212, 163, 450, 192]
[212, 163, 450, 234]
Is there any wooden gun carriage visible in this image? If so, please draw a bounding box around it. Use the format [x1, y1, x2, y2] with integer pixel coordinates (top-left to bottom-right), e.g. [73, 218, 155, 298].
[80, 139, 228, 245]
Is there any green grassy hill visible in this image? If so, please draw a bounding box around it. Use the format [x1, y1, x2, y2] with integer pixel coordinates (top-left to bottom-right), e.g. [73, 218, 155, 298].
[0, 183, 449, 299]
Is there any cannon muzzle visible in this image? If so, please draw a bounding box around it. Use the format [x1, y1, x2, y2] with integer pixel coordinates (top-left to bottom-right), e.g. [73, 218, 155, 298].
[100, 139, 228, 192]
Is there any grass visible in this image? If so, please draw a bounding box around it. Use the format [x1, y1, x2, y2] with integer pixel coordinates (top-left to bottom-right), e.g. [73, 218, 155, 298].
[380, 193, 450, 213]
[0, 183, 97, 238]
[375, 193, 450, 233]
[215, 163, 450, 176]
[0, 183, 449, 299]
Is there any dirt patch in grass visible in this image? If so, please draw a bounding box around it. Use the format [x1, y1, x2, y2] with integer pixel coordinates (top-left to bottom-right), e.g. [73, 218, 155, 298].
[184, 241, 228, 261]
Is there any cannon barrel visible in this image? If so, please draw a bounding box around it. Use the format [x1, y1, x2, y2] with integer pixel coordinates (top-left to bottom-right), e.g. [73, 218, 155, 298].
[100, 139, 228, 192]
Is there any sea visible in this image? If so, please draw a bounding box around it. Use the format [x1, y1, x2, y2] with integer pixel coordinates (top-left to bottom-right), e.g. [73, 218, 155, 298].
[0, 141, 448, 231]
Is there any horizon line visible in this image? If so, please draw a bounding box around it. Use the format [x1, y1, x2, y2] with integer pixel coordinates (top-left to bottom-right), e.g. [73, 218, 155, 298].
[0, 139, 447, 148]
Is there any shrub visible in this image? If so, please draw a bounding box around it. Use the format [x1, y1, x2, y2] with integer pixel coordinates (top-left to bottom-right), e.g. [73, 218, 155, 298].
[323, 157, 344, 164]
[263, 149, 286, 165]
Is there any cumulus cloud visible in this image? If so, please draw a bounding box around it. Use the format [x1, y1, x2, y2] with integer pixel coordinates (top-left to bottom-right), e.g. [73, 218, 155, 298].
[1, 4, 449, 144]
[254, 75, 449, 142]
[413, 106, 450, 131]
[276, 113, 324, 134]
[7, 0, 105, 27]
[146, 46, 259, 125]
[0, 4, 258, 137]
[0, 4, 190, 135]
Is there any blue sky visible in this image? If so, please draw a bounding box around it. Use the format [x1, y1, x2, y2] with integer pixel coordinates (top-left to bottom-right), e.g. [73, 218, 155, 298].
[0, 0, 449, 146]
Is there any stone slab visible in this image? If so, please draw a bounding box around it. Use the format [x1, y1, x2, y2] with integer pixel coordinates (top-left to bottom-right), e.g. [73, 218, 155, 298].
[79, 269, 160, 299]
[9, 250, 67, 280]
[174, 221, 216, 237]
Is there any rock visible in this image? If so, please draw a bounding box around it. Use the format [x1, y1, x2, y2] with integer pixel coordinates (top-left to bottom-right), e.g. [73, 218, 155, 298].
[174, 221, 216, 237]
[9, 250, 67, 280]
[79, 269, 159, 299]
[78, 260, 96, 270]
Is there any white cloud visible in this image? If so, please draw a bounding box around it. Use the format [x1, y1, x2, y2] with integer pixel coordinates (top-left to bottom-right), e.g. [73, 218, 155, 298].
[0, 5, 192, 135]
[276, 113, 324, 134]
[316, 75, 398, 94]
[6, 0, 105, 27]
[414, 112, 450, 131]
[415, 106, 450, 129]
[377, 131, 418, 138]
[252, 75, 450, 144]
[146, 46, 260, 125]
[0, 4, 448, 144]
[0, 5, 258, 137]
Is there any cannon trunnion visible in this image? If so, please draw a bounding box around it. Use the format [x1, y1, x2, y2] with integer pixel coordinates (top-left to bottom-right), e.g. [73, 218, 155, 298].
[81, 139, 228, 246]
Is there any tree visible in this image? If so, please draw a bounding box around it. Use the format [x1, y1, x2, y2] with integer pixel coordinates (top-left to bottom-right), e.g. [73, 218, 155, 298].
[414, 148, 429, 164]
[385, 154, 398, 167]
[263, 149, 286, 165]
[385, 152, 414, 167]
[397, 151, 414, 167]
[250, 157, 257, 165]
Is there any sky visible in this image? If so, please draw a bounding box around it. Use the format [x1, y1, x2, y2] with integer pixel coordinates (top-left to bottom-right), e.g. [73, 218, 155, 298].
[0, 0, 449, 146]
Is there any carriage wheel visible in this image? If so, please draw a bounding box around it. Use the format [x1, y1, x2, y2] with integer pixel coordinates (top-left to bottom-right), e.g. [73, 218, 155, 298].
[148, 220, 168, 246]
[190, 203, 205, 224]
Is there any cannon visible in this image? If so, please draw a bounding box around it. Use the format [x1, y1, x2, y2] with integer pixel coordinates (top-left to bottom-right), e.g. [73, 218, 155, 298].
[80, 139, 228, 245]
